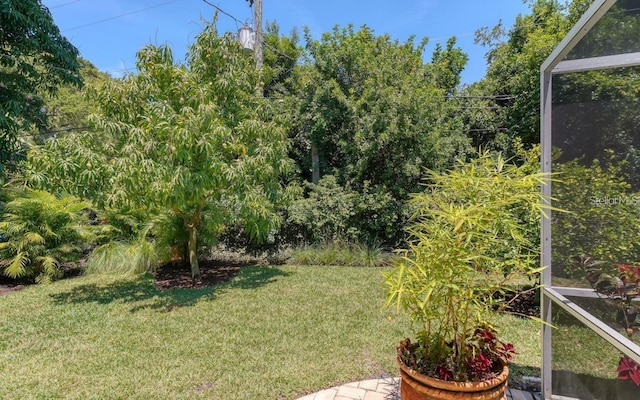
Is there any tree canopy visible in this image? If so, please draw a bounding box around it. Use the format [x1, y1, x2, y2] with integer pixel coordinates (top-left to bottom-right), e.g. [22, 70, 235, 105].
[0, 0, 81, 174]
[279, 25, 471, 245]
[28, 23, 293, 278]
[290, 25, 471, 195]
[475, 0, 593, 148]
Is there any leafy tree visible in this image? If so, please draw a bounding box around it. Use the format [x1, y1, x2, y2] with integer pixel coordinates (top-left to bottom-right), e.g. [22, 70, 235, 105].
[262, 21, 301, 99]
[285, 25, 471, 246]
[476, 0, 593, 147]
[294, 25, 470, 192]
[0, 0, 81, 174]
[28, 23, 293, 279]
[0, 188, 92, 283]
[36, 59, 110, 143]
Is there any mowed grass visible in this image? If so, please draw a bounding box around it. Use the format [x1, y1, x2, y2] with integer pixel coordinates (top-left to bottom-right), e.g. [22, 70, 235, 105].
[0, 265, 541, 399]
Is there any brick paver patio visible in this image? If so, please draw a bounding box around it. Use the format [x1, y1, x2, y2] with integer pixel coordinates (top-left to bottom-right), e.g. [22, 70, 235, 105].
[295, 377, 542, 400]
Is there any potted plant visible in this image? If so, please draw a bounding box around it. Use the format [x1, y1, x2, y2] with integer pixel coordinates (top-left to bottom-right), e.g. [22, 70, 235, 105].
[384, 150, 550, 399]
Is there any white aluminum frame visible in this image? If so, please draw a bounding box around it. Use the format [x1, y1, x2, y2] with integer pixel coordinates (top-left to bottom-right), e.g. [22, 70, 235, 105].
[540, 0, 640, 398]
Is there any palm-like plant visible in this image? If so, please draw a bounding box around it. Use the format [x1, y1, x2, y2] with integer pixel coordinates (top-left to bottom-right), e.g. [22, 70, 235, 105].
[384, 149, 551, 382]
[0, 188, 93, 283]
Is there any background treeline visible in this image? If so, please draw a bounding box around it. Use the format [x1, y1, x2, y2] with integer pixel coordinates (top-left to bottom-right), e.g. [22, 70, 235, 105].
[10, 0, 637, 283]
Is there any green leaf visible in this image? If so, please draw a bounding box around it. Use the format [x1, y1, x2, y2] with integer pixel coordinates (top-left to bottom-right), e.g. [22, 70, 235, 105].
[4, 252, 30, 278]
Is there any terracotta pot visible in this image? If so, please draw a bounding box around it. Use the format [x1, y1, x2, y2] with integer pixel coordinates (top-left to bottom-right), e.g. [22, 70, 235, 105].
[397, 356, 509, 400]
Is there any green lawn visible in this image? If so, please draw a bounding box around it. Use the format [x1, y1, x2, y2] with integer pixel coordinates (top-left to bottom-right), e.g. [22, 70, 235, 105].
[0, 265, 541, 399]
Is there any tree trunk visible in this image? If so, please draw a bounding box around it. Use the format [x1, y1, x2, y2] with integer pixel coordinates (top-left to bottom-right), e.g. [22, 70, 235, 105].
[187, 221, 200, 280]
[176, 205, 203, 280]
[311, 140, 320, 184]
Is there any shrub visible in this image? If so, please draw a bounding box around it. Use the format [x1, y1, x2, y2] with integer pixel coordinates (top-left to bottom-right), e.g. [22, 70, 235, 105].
[288, 241, 395, 268]
[287, 176, 360, 244]
[85, 238, 163, 275]
[287, 175, 405, 248]
[0, 188, 93, 283]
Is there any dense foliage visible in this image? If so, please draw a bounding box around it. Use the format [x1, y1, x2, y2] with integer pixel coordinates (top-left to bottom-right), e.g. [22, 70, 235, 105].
[287, 175, 399, 245]
[293, 26, 470, 190]
[284, 25, 471, 247]
[0, 0, 81, 174]
[0, 188, 93, 283]
[28, 24, 294, 278]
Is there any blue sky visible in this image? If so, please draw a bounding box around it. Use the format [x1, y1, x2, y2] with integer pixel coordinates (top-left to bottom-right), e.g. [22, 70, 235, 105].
[42, 0, 531, 84]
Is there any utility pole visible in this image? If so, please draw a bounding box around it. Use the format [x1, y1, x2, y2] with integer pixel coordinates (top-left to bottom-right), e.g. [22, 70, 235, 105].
[254, 0, 263, 71]
[253, 0, 263, 94]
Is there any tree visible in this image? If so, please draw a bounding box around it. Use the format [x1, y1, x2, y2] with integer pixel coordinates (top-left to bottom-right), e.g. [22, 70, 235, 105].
[284, 25, 471, 246]
[262, 21, 302, 99]
[293, 26, 470, 194]
[28, 23, 293, 279]
[476, 0, 593, 147]
[0, 0, 81, 174]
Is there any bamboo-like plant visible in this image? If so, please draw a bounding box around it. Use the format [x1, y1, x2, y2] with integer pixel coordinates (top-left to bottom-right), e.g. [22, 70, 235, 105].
[0, 188, 93, 283]
[384, 149, 551, 382]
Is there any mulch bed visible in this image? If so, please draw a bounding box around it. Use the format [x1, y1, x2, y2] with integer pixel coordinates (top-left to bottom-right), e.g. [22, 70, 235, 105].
[498, 288, 540, 318]
[153, 259, 244, 290]
[489, 286, 540, 318]
[0, 274, 29, 296]
[0, 259, 246, 295]
[0, 283, 25, 296]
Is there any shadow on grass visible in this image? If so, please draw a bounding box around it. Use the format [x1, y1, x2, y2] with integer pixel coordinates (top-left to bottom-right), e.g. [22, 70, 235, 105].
[49, 265, 290, 312]
[225, 265, 291, 290]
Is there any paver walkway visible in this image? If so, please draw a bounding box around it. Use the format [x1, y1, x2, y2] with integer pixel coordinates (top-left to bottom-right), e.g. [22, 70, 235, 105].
[295, 377, 542, 400]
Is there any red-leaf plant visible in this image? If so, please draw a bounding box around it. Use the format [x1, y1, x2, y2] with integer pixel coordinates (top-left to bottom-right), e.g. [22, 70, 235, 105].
[397, 325, 516, 382]
[577, 255, 640, 387]
[618, 356, 640, 386]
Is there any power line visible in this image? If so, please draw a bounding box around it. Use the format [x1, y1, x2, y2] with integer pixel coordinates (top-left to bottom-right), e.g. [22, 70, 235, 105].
[50, 0, 84, 10]
[447, 94, 516, 100]
[62, 0, 182, 33]
[201, 0, 244, 26]
[261, 38, 297, 61]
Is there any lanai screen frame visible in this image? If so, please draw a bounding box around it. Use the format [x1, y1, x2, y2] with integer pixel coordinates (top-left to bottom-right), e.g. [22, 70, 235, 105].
[540, 0, 640, 398]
